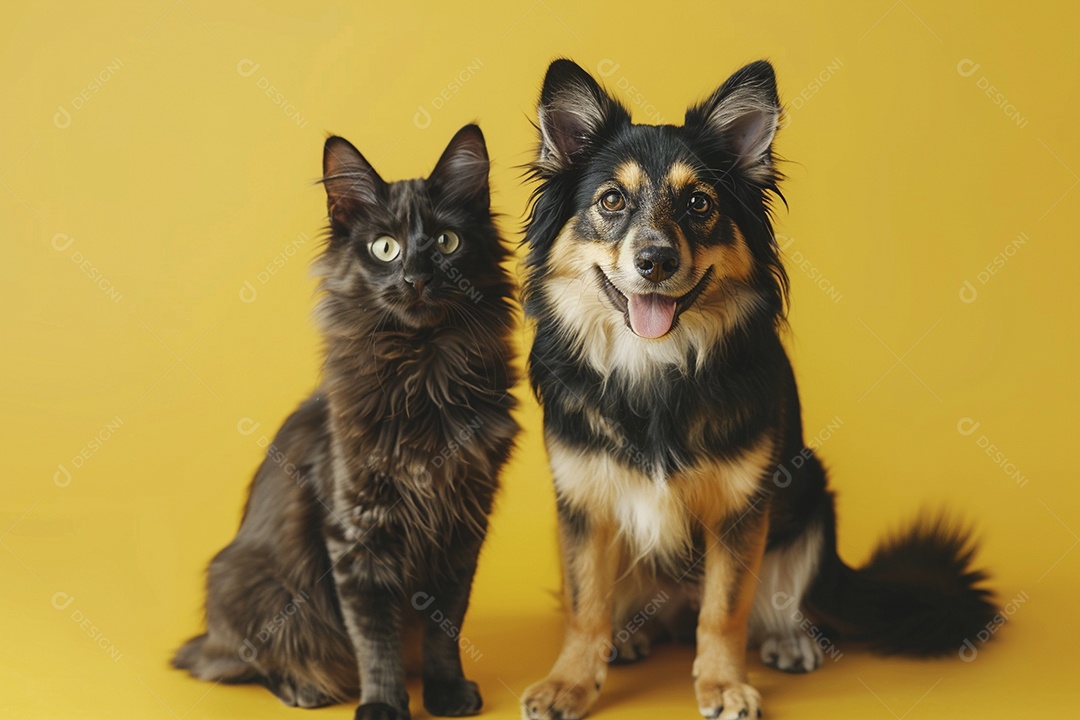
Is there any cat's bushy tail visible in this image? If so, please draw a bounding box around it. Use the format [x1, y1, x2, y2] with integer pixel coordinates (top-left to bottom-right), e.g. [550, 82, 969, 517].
[171, 633, 259, 683]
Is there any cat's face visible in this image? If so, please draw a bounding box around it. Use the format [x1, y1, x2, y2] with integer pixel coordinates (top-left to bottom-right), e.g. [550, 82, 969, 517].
[318, 125, 507, 329]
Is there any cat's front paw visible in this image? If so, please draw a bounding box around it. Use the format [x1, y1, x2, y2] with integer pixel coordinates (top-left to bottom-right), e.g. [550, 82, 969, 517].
[521, 676, 599, 720]
[694, 679, 762, 720]
[354, 702, 409, 720]
[423, 677, 482, 717]
[267, 676, 337, 708]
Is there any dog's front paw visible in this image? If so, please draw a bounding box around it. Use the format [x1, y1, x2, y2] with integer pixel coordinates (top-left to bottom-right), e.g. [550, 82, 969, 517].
[354, 701, 408, 720]
[424, 678, 482, 717]
[760, 634, 823, 674]
[521, 676, 600, 720]
[694, 679, 762, 720]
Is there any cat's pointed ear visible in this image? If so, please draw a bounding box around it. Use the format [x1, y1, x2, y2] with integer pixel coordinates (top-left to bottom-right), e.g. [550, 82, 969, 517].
[537, 59, 629, 171]
[685, 60, 781, 184]
[322, 136, 385, 222]
[428, 124, 490, 205]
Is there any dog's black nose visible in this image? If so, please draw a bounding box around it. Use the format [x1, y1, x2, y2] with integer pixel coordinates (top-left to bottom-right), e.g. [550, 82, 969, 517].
[635, 246, 680, 283]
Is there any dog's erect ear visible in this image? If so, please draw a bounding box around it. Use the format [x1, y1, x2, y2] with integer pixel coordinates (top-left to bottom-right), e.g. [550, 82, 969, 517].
[537, 59, 629, 171]
[322, 136, 386, 223]
[428, 124, 490, 206]
[686, 60, 781, 184]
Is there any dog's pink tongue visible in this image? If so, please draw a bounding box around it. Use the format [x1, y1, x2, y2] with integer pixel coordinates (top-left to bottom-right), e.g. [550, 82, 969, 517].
[627, 294, 677, 338]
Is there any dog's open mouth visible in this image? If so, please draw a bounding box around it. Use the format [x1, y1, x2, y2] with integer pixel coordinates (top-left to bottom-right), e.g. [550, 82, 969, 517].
[596, 267, 714, 339]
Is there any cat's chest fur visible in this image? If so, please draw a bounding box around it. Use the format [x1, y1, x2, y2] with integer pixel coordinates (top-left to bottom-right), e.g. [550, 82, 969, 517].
[321, 324, 515, 546]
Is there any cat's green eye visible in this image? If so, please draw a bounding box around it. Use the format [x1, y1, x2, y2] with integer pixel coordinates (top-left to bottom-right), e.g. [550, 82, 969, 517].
[369, 236, 401, 262]
[434, 230, 460, 255]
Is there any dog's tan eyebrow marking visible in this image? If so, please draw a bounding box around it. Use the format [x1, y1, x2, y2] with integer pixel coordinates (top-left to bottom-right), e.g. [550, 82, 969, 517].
[666, 161, 698, 190]
[614, 161, 647, 194]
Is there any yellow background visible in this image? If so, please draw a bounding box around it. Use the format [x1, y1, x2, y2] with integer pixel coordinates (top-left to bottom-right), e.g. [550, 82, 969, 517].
[3, 1, 1077, 717]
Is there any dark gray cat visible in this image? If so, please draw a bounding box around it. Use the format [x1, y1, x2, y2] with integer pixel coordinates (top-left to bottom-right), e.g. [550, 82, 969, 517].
[173, 125, 519, 720]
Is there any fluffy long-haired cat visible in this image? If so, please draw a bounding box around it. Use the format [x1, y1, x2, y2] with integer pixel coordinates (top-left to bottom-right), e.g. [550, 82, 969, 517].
[173, 124, 519, 720]
[519, 59, 995, 720]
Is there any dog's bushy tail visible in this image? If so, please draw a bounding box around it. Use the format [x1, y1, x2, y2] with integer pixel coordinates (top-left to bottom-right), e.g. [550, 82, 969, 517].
[808, 513, 997, 655]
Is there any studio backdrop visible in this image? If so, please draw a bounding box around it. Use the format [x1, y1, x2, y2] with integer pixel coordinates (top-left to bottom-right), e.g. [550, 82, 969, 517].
[2, 2, 1077, 718]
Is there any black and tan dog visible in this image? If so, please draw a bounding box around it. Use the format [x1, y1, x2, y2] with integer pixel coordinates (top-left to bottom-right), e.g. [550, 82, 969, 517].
[520, 59, 995, 719]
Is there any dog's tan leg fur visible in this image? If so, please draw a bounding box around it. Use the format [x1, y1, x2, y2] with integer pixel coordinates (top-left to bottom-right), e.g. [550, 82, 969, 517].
[693, 515, 768, 719]
[521, 518, 616, 720]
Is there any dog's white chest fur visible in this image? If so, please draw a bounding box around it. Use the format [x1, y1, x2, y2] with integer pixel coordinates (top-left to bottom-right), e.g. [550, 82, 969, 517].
[546, 433, 772, 563]
[612, 473, 684, 561]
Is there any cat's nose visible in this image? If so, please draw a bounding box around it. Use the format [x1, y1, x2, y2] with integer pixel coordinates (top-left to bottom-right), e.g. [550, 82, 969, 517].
[404, 271, 433, 294]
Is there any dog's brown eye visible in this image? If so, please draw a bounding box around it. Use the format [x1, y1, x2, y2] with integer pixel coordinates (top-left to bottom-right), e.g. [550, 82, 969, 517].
[600, 190, 626, 212]
[688, 192, 712, 215]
